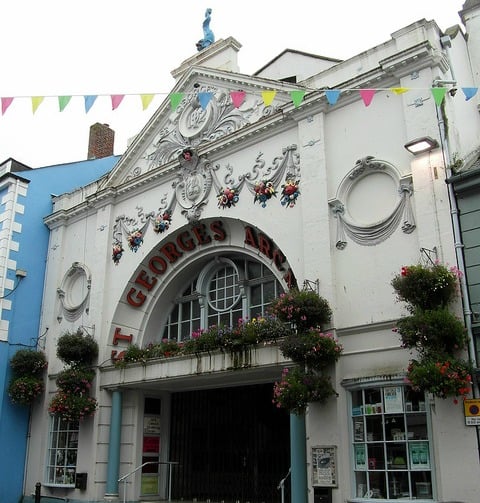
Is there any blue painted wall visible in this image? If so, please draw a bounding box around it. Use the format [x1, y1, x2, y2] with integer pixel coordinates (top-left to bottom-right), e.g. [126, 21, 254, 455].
[0, 155, 119, 503]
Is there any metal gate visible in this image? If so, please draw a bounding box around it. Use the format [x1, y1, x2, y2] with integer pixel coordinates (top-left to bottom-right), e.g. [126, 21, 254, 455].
[170, 383, 290, 503]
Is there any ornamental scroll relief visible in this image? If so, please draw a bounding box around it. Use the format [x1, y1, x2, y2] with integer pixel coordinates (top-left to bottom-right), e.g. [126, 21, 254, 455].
[329, 156, 415, 249]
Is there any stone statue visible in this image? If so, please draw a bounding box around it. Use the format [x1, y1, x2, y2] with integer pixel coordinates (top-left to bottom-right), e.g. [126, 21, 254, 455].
[196, 8, 215, 51]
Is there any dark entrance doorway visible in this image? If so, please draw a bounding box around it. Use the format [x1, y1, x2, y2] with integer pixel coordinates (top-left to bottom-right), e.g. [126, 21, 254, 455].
[170, 383, 290, 503]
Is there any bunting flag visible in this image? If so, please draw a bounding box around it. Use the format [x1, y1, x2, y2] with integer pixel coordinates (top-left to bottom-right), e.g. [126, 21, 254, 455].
[262, 90, 277, 106]
[170, 92, 184, 110]
[325, 89, 341, 105]
[1, 97, 14, 115]
[0, 85, 478, 117]
[230, 90, 246, 108]
[198, 92, 213, 110]
[84, 95, 97, 113]
[359, 89, 376, 107]
[58, 96, 72, 112]
[290, 90, 306, 107]
[31, 96, 44, 114]
[462, 87, 478, 101]
[431, 87, 447, 106]
[140, 94, 155, 110]
[111, 94, 125, 111]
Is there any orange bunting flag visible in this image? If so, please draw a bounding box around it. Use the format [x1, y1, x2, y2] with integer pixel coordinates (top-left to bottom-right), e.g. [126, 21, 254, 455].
[58, 96, 72, 112]
[230, 90, 246, 108]
[111, 95, 125, 111]
[140, 94, 155, 110]
[391, 87, 409, 95]
[290, 90, 306, 107]
[170, 92, 184, 111]
[31, 96, 44, 114]
[431, 87, 447, 106]
[261, 90, 276, 107]
[359, 89, 376, 107]
[1, 97, 14, 115]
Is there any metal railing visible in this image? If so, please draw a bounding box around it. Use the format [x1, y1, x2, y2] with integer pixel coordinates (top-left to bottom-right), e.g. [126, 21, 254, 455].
[277, 467, 291, 503]
[118, 460, 178, 503]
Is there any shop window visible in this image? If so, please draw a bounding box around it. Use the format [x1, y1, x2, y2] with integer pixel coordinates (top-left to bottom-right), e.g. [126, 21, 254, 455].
[351, 385, 433, 500]
[162, 257, 281, 341]
[142, 397, 162, 496]
[45, 417, 79, 486]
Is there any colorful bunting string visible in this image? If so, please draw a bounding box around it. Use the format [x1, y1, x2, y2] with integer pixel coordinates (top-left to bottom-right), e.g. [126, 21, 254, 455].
[0, 86, 477, 116]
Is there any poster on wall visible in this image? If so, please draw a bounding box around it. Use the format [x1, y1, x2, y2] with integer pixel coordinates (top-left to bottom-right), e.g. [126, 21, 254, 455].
[383, 386, 404, 413]
[312, 446, 337, 487]
[144, 416, 161, 434]
[409, 442, 430, 469]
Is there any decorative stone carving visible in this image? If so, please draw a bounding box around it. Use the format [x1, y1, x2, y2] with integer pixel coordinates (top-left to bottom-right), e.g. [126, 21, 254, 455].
[57, 262, 91, 322]
[329, 157, 415, 249]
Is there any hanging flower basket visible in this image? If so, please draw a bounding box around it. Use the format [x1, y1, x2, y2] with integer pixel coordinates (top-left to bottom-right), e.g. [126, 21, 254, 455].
[56, 329, 99, 367]
[406, 356, 472, 400]
[280, 179, 300, 208]
[127, 229, 143, 252]
[391, 263, 461, 311]
[10, 349, 47, 377]
[273, 367, 337, 415]
[112, 243, 124, 265]
[8, 376, 44, 405]
[218, 187, 239, 209]
[153, 212, 172, 233]
[395, 308, 468, 356]
[55, 367, 95, 394]
[268, 289, 332, 332]
[254, 179, 277, 207]
[49, 391, 98, 422]
[279, 329, 343, 370]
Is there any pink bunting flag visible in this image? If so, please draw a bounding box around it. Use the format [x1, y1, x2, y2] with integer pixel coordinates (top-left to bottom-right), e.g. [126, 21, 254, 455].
[230, 91, 246, 108]
[261, 90, 277, 107]
[1, 97, 14, 115]
[111, 95, 125, 110]
[359, 89, 376, 107]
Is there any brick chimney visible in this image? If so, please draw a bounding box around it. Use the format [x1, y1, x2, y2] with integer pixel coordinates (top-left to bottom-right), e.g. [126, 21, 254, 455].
[87, 123, 115, 159]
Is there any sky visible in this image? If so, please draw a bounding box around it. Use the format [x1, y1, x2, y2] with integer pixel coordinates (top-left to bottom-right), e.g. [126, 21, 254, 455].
[0, 0, 467, 168]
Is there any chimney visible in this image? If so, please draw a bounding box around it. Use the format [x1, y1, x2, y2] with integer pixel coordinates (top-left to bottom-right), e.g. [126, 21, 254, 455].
[87, 123, 115, 159]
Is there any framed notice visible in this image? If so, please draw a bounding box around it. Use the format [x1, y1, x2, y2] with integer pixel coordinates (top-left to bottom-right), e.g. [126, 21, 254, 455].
[409, 442, 430, 469]
[354, 444, 366, 470]
[312, 446, 337, 487]
[354, 417, 364, 441]
[384, 386, 404, 413]
[144, 416, 161, 434]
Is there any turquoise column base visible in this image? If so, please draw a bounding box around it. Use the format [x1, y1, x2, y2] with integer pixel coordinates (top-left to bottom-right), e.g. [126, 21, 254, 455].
[105, 390, 123, 498]
[290, 413, 308, 503]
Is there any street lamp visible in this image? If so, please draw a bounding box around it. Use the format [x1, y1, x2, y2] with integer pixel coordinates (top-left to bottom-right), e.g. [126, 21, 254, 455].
[404, 136, 439, 155]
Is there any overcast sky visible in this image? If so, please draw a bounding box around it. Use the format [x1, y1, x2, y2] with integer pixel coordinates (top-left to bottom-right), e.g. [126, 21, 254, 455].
[0, 0, 466, 168]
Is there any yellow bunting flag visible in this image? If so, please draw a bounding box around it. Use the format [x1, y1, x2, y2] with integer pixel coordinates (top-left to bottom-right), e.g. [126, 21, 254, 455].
[261, 90, 277, 107]
[140, 94, 155, 110]
[290, 90, 306, 107]
[58, 96, 72, 112]
[31, 96, 44, 114]
[391, 87, 409, 95]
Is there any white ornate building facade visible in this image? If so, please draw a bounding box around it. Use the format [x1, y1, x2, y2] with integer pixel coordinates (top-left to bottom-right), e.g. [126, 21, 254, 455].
[23, 2, 480, 502]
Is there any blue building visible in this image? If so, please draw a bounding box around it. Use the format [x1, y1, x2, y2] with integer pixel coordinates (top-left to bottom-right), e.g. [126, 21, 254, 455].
[0, 141, 119, 503]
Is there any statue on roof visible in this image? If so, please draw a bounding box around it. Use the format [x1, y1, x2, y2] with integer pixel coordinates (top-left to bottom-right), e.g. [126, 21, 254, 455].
[196, 8, 215, 51]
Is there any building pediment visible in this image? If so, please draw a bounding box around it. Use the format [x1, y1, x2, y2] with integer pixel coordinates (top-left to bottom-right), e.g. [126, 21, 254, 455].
[100, 66, 306, 190]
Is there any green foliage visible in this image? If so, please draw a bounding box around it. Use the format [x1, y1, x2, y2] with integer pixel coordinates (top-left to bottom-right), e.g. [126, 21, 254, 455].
[396, 309, 468, 356]
[268, 289, 332, 331]
[406, 357, 472, 400]
[10, 349, 47, 377]
[279, 329, 343, 370]
[391, 263, 460, 312]
[8, 376, 44, 405]
[56, 329, 99, 366]
[273, 367, 337, 415]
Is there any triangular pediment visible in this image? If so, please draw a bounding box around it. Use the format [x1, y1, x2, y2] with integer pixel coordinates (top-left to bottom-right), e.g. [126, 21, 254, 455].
[100, 66, 306, 189]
